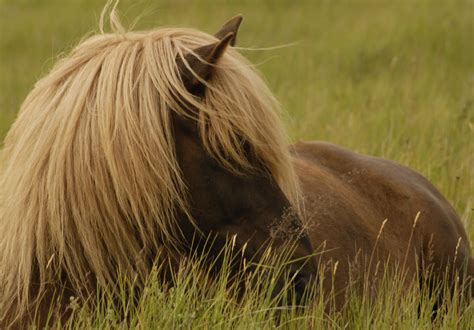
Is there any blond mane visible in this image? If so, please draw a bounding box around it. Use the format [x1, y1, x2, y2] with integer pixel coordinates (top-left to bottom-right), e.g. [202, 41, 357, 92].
[0, 7, 299, 322]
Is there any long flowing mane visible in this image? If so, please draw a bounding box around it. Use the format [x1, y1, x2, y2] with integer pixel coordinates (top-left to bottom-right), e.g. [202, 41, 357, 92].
[0, 7, 299, 322]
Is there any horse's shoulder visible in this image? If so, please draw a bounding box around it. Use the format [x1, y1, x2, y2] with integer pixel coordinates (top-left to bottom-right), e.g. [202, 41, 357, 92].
[290, 140, 458, 223]
[291, 140, 434, 193]
[291, 140, 425, 210]
[291, 140, 470, 257]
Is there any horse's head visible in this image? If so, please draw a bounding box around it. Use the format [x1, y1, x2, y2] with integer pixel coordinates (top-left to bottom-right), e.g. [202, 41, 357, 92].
[0, 13, 316, 324]
[171, 16, 316, 299]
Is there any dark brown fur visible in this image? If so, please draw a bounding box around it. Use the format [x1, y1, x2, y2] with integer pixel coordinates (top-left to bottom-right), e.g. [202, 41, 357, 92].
[292, 141, 473, 308]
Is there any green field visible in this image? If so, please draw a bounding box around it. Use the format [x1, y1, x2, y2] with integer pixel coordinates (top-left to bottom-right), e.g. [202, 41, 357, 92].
[1, 0, 473, 328]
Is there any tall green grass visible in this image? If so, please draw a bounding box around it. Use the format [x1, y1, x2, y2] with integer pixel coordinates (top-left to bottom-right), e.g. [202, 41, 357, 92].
[49, 241, 473, 329]
[1, 0, 473, 328]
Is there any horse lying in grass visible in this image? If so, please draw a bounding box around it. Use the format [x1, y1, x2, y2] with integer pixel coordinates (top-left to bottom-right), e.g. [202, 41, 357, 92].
[0, 11, 472, 328]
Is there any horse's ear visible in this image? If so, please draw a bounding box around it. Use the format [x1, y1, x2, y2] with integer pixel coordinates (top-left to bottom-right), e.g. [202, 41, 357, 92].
[178, 32, 234, 95]
[214, 15, 243, 46]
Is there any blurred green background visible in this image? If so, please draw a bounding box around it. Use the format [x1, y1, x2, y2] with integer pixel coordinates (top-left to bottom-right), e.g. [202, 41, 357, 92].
[0, 0, 472, 242]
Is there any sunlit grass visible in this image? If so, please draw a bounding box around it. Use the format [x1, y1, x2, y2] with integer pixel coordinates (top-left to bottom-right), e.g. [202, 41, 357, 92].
[1, 0, 472, 328]
[45, 241, 473, 329]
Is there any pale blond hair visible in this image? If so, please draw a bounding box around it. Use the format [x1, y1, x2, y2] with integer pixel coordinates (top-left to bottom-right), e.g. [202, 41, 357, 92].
[0, 5, 299, 323]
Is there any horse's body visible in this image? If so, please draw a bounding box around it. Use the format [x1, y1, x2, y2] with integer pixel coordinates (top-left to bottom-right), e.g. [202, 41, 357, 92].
[0, 9, 472, 328]
[293, 141, 473, 307]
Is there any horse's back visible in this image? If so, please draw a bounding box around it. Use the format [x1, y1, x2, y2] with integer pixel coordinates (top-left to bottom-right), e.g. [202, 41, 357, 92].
[291, 141, 472, 302]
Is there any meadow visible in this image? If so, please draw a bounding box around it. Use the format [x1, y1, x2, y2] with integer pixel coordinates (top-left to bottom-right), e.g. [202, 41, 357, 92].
[0, 0, 473, 328]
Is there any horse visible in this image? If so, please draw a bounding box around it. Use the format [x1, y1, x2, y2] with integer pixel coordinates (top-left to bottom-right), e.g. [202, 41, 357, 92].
[0, 8, 471, 327]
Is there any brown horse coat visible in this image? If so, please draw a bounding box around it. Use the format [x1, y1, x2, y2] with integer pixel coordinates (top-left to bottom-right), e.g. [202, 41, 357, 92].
[293, 141, 473, 308]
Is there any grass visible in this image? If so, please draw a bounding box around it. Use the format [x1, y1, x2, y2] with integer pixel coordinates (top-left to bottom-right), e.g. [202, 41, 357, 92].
[0, 0, 473, 328]
[51, 241, 474, 329]
[47, 242, 473, 329]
